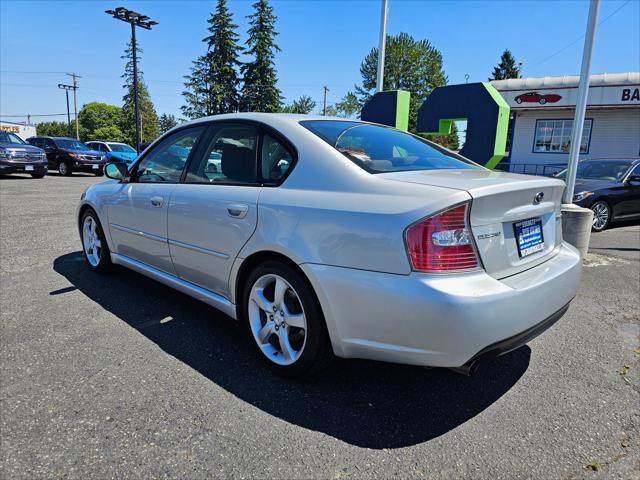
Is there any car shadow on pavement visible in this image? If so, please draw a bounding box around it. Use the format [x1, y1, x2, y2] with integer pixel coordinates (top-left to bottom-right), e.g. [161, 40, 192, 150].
[53, 251, 530, 449]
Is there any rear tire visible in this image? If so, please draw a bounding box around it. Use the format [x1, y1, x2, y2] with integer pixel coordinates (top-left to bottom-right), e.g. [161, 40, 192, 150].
[239, 260, 333, 377]
[591, 200, 611, 232]
[58, 161, 72, 176]
[80, 209, 112, 272]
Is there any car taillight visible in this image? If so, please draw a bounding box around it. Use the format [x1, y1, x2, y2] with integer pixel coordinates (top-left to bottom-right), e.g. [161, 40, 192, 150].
[405, 202, 479, 272]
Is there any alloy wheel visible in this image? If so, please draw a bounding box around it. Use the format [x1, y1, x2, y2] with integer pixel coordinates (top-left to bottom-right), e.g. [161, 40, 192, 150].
[82, 216, 102, 267]
[58, 162, 69, 176]
[591, 202, 609, 231]
[248, 274, 307, 366]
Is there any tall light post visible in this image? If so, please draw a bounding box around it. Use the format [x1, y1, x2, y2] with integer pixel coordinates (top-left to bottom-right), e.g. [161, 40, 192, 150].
[105, 7, 158, 153]
[58, 84, 74, 136]
[376, 0, 388, 93]
[560, 0, 601, 258]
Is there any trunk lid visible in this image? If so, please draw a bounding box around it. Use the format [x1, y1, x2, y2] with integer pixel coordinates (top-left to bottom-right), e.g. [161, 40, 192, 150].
[379, 169, 566, 279]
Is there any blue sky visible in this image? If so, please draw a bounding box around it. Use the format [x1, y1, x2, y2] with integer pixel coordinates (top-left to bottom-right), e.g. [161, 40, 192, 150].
[1, 0, 639, 124]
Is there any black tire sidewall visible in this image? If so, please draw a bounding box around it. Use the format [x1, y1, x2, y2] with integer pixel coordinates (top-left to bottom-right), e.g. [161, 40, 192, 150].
[239, 260, 331, 377]
[81, 209, 111, 272]
[591, 201, 610, 232]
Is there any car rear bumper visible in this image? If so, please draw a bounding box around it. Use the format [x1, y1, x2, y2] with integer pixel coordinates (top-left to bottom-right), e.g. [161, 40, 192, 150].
[301, 241, 582, 368]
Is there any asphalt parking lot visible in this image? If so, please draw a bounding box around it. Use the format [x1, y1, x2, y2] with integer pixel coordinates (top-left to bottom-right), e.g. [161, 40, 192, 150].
[1, 173, 638, 479]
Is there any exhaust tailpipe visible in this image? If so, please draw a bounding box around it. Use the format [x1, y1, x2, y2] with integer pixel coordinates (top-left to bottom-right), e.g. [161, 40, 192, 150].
[448, 359, 481, 376]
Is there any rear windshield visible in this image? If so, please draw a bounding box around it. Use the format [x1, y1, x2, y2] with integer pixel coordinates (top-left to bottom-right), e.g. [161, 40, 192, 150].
[108, 143, 135, 153]
[300, 120, 479, 173]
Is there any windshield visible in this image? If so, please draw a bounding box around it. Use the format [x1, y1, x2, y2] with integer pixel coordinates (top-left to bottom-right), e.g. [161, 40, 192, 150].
[108, 143, 135, 153]
[55, 139, 89, 151]
[301, 120, 479, 173]
[556, 160, 633, 181]
[0, 132, 27, 145]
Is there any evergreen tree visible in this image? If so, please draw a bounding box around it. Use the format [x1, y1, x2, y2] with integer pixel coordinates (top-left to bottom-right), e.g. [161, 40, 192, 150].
[355, 32, 447, 132]
[182, 55, 213, 119]
[489, 49, 521, 80]
[240, 0, 282, 112]
[182, 0, 242, 118]
[158, 113, 179, 133]
[120, 40, 159, 145]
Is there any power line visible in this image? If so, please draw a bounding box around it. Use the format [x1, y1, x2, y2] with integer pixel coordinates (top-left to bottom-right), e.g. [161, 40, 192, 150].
[530, 0, 632, 68]
[0, 113, 68, 117]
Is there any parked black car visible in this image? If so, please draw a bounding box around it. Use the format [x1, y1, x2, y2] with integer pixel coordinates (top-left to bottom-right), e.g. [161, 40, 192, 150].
[0, 130, 48, 178]
[555, 158, 640, 231]
[26, 136, 106, 176]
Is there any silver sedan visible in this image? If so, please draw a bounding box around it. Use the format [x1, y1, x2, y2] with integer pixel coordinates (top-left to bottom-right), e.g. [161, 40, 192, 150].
[77, 113, 582, 377]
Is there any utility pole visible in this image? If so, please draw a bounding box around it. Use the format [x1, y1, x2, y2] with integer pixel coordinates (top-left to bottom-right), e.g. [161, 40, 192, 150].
[65, 73, 81, 139]
[376, 0, 388, 93]
[323, 86, 329, 115]
[106, 7, 158, 154]
[58, 84, 74, 136]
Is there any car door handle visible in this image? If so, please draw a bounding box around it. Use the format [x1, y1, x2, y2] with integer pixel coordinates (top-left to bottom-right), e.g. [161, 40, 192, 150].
[150, 196, 164, 207]
[227, 203, 249, 218]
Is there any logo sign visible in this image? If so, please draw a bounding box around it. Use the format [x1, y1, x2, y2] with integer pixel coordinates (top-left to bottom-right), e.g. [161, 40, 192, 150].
[361, 82, 510, 169]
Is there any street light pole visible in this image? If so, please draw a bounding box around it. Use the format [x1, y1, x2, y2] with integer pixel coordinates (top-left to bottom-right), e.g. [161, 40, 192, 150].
[562, 0, 601, 205]
[105, 7, 158, 154]
[131, 22, 141, 153]
[559, 0, 601, 259]
[376, 0, 388, 93]
[58, 84, 74, 136]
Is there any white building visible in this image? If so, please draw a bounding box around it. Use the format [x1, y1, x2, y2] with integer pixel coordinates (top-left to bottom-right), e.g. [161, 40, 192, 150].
[491, 72, 640, 175]
[0, 120, 37, 140]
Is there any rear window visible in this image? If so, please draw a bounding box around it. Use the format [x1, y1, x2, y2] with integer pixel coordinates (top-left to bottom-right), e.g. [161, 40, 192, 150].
[301, 120, 479, 173]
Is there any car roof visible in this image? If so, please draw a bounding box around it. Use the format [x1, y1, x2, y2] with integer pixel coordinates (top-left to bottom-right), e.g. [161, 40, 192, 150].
[579, 158, 639, 163]
[183, 112, 358, 128]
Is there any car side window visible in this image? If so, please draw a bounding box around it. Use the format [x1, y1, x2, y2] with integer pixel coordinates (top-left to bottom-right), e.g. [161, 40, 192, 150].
[185, 124, 258, 184]
[261, 134, 294, 182]
[134, 127, 204, 183]
[45, 139, 56, 150]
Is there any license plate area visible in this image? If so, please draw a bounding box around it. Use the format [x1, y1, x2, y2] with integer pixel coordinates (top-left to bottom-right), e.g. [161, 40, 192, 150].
[513, 217, 544, 258]
[25, 165, 34, 171]
[92, 164, 99, 170]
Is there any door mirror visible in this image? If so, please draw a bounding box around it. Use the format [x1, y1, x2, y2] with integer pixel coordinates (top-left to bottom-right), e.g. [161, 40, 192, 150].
[105, 162, 128, 180]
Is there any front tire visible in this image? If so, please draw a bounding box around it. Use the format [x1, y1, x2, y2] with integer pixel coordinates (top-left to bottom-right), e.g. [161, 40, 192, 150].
[239, 261, 332, 377]
[81, 209, 112, 272]
[591, 200, 611, 232]
[58, 161, 72, 176]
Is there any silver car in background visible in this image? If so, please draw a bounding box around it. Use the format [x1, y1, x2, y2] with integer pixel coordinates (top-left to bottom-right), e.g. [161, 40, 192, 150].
[77, 113, 582, 377]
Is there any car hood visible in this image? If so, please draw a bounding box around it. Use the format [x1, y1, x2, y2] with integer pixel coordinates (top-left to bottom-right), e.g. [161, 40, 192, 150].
[0, 143, 43, 153]
[573, 178, 618, 191]
[66, 149, 104, 156]
[108, 151, 137, 161]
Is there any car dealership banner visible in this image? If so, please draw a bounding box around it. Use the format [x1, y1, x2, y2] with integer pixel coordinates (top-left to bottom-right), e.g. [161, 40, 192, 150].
[497, 84, 640, 109]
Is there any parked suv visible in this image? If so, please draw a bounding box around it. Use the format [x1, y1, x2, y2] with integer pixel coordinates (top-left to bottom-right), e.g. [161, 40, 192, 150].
[0, 130, 48, 178]
[86, 141, 138, 165]
[27, 136, 106, 176]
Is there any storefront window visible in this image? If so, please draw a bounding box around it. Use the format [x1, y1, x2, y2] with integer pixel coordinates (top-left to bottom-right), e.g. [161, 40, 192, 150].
[533, 119, 592, 154]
